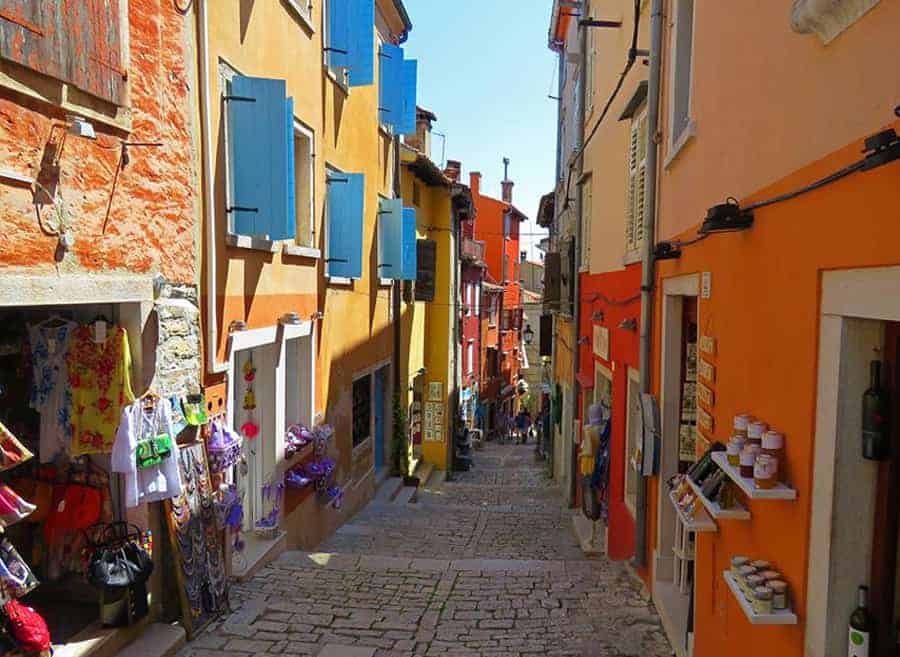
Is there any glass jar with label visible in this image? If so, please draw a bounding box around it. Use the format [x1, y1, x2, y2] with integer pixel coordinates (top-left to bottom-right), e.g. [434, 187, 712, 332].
[740, 444, 760, 478]
[745, 574, 765, 600]
[760, 570, 782, 585]
[750, 559, 771, 572]
[727, 440, 741, 466]
[731, 556, 750, 575]
[769, 580, 789, 610]
[762, 431, 784, 479]
[754, 454, 779, 489]
[747, 420, 768, 447]
[753, 586, 774, 615]
[738, 565, 758, 595]
[734, 414, 752, 439]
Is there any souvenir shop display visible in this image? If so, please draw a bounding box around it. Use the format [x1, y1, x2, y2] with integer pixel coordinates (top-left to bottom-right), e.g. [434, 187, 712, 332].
[239, 358, 259, 440]
[283, 424, 343, 509]
[27, 317, 77, 464]
[206, 420, 243, 475]
[254, 481, 284, 538]
[84, 522, 154, 627]
[164, 442, 228, 639]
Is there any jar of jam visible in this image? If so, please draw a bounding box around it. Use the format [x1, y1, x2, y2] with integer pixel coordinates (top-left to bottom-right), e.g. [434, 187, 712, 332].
[734, 414, 752, 439]
[731, 556, 750, 575]
[745, 574, 765, 600]
[750, 559, 771, 572]
[737, 565, 757, 594]
[739, 444, 759, 478]
[760, 570, 781, 585]
[769, 580, 789, 610]
[747, 420, 768, 447]
[754, 454, 779, 489]
[726, 440, 741, 467]
[762, 431, 784, 478]
[752, 586, 773, 615]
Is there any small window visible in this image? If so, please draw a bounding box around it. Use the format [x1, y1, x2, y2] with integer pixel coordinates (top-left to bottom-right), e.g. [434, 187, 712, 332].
[670, 0, 695, 148]
[503, 212, 511, 239]
[467, 343, 475, 375]
[293, 122, 315, 247]
[352, 374, 372, 447]
[473, 283, 480, 317]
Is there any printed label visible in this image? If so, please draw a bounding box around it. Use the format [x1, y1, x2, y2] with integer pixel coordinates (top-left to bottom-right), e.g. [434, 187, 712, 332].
[754, 456, 778, 480]
[848, 627, 869, 657]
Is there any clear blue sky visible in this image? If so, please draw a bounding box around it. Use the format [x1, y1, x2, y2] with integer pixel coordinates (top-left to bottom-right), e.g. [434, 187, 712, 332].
[402, 0, 556, 262]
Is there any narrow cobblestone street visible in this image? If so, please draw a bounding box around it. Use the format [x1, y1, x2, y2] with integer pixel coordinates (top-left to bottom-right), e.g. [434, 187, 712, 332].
[180, 442, 673, 657]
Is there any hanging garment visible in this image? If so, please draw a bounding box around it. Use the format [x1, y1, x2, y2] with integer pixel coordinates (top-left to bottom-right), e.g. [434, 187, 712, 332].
[67, 325, 135, 456]
[112, 398, 183, 508]
[28, 321, 77, 462]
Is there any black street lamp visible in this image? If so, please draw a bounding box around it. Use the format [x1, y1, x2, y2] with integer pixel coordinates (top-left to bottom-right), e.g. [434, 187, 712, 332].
[523, 323, 534, 346]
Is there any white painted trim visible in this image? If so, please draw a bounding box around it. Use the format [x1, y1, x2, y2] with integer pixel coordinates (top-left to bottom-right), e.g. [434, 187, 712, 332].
[292, 118, 317, 249]
[0, 274, 153, 307]
[225, 233, 278, 252]
[821, 266, 900, 320]
[662, 273, 700, 297]
[282, 321, 314, 340]
[663, 119, 696, 170]
[283, 245, 322, 259]
[284, 0, 315, 32]
[666, 0, 697, 160]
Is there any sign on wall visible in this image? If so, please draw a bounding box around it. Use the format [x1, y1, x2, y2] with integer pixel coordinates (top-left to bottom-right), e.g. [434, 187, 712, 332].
[592, 325, 609, 360]
[428, 381, 443, 402]
[423, 401, 443, 442]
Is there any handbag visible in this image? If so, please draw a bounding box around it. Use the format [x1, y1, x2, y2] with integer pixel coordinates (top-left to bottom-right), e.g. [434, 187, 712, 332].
[3, 600, 51, 654]
[86, 523, 154, 590]
[135, 433, 173, 469]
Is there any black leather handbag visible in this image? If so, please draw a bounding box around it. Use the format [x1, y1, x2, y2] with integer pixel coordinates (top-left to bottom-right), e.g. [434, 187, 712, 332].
[86, 523, 154, 590]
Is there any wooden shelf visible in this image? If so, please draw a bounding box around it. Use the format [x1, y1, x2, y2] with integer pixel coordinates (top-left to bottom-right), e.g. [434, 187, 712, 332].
[711, 453, 797, 500]
[668, 490, 717, 533]
[686, 475, 751, 520]
[722, 571, 798, 625]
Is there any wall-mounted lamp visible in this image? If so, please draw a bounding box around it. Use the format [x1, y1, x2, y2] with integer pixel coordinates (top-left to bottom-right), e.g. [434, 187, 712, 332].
[228, 320, 247, 333]
[66, 116, 96, 140]
[591, 311, 605, 322]
[699, 198, 754, 235]
[523, 323, 534, 345]
[654, 242, 683, 260]
[279, 312, 302, 325]
[417, 367, 427, 376]
[618, 318, 638, 331]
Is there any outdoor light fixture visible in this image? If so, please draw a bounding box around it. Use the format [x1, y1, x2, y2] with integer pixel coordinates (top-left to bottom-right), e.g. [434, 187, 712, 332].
[66, 115, 96, 140]
[279, 312, 302, 325]
[619, 318, 638, 331]
[699, 198, 754, 235]
[654, 242, 683, 260]
[228, 320, 247, 333]
[523, 324, 535, 345]
[591, 311, 605, 322]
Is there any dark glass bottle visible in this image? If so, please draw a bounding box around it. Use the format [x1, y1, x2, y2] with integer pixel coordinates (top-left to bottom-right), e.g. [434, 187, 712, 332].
[848, 585, 871, 657]
[862, 361, 889, 461]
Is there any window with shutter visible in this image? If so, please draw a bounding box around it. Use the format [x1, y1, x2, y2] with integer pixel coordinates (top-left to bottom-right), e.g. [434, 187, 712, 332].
[626, 110, 648, 253]
[0, 0, 126, 106]
[415, 239, 437, 302]
[378, 43, 417, 134]
[325, 0, 374, 87]
[226, 76, 296, 241]
[670, 0, 695, 148]
[325, 169, 365, 279]
[293, 121, 315, 247]
[540, 314, 553, 357]
[543, 252, 561, 306]
[377, 199, 417, 280]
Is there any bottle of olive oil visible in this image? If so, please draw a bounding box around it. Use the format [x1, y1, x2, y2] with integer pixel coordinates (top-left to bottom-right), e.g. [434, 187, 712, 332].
[848, 585, 872, 657]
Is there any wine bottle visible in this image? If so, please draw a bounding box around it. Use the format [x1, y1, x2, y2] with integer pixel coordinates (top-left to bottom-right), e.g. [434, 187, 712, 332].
[848, 585, 872, 657]
[862, 361, 889, 461]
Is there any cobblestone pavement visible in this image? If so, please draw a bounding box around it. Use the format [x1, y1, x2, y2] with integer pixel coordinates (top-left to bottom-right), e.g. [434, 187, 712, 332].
[179, 442, 673, 657]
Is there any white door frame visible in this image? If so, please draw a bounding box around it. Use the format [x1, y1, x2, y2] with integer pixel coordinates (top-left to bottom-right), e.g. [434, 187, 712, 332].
[807, 266, 900, 657]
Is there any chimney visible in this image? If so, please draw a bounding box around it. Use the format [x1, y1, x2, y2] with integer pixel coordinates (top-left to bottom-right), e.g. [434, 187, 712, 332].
[445, 159, 461, 183]
[470, 171, 481, 198]
[502, 180, 514, 204]
[501, 157, 513, 204]
[404, 107, 436, 159]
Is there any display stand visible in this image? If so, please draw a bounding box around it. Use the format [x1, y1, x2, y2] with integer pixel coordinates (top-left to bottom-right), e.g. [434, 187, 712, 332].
[668, 491, 715, 595]
[722, 571, 798, 625]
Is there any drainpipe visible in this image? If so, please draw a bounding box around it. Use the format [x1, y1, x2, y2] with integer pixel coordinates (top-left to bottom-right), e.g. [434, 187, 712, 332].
[197, 0, 227, 375]
[392, 135, 403, 472]
[447, 197, 460, 481]
[568, 13, 587, 508]
[634, 0, 664, 570]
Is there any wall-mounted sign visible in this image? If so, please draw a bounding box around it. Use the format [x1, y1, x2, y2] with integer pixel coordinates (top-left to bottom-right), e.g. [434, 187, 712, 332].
[428, 382, 443, 402]
[423, 401, 443, 441]
[697, 382, 715, 408]
[698, 407, 714, 433]
[701, 272, 712, 299]
[699, 335, 716, 356]
[698, 359, 715, 383]
[593, 325, 609, 360]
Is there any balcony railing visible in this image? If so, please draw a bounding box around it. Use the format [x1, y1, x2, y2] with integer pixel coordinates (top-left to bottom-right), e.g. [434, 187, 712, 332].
[461, 237, 486, 263]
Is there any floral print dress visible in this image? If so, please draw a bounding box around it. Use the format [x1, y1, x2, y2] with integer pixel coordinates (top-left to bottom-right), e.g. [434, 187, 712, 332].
[28, 322, 77, 463]
[67, 326, 135, 456]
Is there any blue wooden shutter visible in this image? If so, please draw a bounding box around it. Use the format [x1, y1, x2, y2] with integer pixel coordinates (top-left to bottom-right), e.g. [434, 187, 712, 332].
[283, 97, 296, 241]
[377, 198, 403, 278]
[397, 58, 418, 135]
[327, 0, 350, 72]
[227, 76, 293, 240]
[327, 172, 365, 279]
[347, 0, 374, 86]
[401, 207, 418, 280]
[379, 43, 402, 126]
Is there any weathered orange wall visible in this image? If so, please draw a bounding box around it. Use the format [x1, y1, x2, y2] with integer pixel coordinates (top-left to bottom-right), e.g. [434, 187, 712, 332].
[649, 123, 900, 657]
[0, 1, 197, 283]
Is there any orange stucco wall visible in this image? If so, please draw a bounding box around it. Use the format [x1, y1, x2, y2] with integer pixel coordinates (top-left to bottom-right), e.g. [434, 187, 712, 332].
[647, 123, 900, 657]
[0, 2, 198, 283]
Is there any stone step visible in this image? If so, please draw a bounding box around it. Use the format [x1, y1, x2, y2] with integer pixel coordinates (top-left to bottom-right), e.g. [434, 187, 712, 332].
[115, 623, 185, 657]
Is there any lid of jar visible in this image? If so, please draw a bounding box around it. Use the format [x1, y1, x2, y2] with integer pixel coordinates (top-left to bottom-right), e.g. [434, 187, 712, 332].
[732, 555, 750, 565]
[748, 421, 769, 438]
[727, 442, 740, 455]
[763, 431, 784, 449]
[740, 448, 758, 465]
[746, 574, 765, 586]
[753, 586, 773, 599]
[769, 580, 787, 592]
[760, 570, 781, 580]
[738, 565, 757, 576]
[750, 560, 771, 569]
[734, 414, 752, 430]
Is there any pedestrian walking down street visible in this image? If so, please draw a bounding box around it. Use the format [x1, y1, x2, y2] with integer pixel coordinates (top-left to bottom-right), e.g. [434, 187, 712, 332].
[515, 408, 532, 444]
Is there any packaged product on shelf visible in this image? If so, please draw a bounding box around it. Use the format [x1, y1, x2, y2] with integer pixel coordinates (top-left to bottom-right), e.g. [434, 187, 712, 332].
[731, 556, 750, 575]
[753, 586, 774, 615]
[754, 453, 779, 489]
[747, 420, 768, 447]
[750, 559, 771, 571]
[733, 414, 752, 439]
[770, 580, 789, 610]
[716, 481, 737, 509]
[762, 431, 785, 478]
[745, 574, 765, 600]
[726, 440, 741, 466]
[737, 565, 758, 595]
[740, 443, 760, 478]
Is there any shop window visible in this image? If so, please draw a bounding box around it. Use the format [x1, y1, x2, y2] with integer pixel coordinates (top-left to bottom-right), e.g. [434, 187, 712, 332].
[669, 0, 695, 150]
[293, 121, 315, 247]
[0, 1, 127, 111]
[624, 367, 641, 516]
[352, 373, 372, 447]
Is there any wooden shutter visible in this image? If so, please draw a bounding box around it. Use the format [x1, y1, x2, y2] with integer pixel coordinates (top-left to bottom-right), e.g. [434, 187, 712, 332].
[378, 43, 403, 126]
[626, 112, 648, 251]
[543, 252, 561, 306]
[327, 0, 350, 72]
[0, 0, 125, 105]
[326, 172, 365, 278]
[415, 239, 436, 302]
[559, 238, 575, 315]
[397, 58, 418, 135]
[227, 76, 294, 240]
[347, 0, 374, 86]
[401, 208, 417, 280]
[540, 314, 553, 357]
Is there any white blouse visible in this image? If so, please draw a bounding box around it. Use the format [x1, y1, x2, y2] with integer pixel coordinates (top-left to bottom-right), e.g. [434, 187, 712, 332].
[112, 398, 183, 508]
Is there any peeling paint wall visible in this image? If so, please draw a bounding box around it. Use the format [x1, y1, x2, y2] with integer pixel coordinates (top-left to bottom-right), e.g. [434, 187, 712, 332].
[0, 1, 199, 286]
